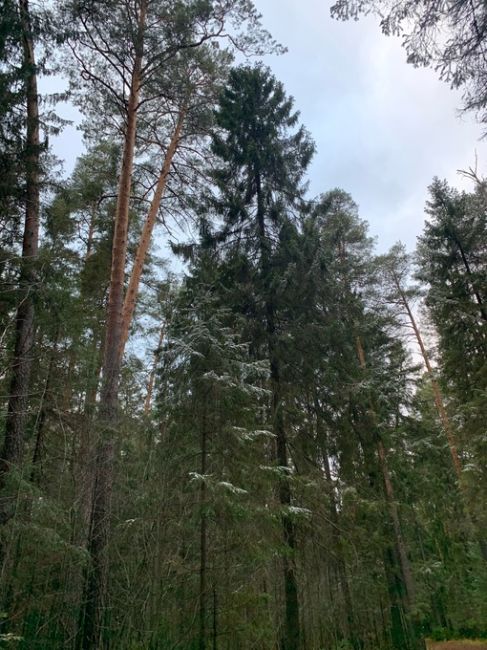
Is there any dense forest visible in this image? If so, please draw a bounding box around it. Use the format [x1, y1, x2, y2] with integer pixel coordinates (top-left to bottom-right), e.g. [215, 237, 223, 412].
[0, 0, 486, 648]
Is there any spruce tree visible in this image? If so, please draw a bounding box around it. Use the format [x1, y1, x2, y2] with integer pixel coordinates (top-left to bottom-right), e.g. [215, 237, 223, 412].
[202, 64, 314, 650]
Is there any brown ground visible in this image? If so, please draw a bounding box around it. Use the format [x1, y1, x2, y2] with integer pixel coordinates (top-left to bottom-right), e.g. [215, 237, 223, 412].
[427, 642, 487, 650]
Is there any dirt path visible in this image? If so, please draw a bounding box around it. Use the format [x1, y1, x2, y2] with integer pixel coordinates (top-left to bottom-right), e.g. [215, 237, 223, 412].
[427, 642, 487, 650]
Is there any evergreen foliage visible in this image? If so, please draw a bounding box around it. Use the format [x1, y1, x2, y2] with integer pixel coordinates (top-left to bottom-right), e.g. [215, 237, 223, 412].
[0, 4, 485, 649]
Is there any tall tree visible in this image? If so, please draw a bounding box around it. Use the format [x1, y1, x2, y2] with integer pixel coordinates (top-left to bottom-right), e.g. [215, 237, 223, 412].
[0, 0, 41, 525]
[64, 3, 281, 645]
[377, 243, 463, 481]
[416, 178, 487, 559]
[202, 64, 314, 650]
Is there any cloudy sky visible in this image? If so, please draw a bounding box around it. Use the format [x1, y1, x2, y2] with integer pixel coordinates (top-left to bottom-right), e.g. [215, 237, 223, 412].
[50, 0, 487, 254]
[256, 0, 487, 252]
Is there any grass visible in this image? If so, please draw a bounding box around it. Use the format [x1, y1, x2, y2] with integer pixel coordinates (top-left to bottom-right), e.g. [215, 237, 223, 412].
[426, 641, 487, 650]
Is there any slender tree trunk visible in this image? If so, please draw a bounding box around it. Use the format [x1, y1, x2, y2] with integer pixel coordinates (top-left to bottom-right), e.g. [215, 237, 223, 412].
[356, 336, 424, 650]
[212, 587, 217, 650]
[270, 334, 300, 650]
[451, 233, 487, 322]
[78, 3, 147, 647]
[256, 168, 300, 650]
[376, 440, 416, 608]
[119, 108, 185, 360]
[62, 346, 77, 412]
[392, 275, 462, 479]
[31, 334, 59, 484]
[393, 276, 487, 560]
[75, 335, 104, 548]
[199, 413, 208, 650]
[0, 0, 40, 525]
[143, 323, 165, 415]
[85, 205, 96, 260]
[319, 422, 358, 650]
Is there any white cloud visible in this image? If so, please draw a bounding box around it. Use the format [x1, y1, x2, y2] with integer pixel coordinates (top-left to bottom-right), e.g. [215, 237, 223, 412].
[258, 0, 486, 252]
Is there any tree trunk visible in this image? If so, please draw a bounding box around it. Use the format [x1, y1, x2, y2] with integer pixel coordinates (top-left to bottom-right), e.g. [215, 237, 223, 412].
[199, 413, 208, 650]
[319, 421, 359, 649]
[143, 323, 165, 415]
[392, 274, 462, 480]
[256, 168, 300, 650]
[451, 231, 487, 322]
[271, 343, 300, 650]
[79, 438, 115, 649]
[0, 0, 40, 525]
[212, 587, 218, 650]
[393, 276, 487, 560]
[75, 334, 104, 548]
[85, 204, 96, 260]
[78, 2, 147, 646]
[31, 334, 59, 485]
[377, 439, 416, 608]
[119, 108, 185, 360]
[355, 336, 424, 650]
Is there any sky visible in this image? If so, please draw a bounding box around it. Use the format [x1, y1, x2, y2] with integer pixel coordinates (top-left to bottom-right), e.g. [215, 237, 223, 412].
[257, 0, 487, 252]
[49, 0, 487, 254]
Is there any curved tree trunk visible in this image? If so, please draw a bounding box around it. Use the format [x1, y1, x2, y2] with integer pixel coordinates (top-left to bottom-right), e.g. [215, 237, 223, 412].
[392, 275, 487, 560]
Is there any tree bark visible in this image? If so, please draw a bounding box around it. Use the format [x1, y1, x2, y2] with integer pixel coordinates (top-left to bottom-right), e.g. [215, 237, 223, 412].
[78, 2, 147, 646]
[0, 0, 40, 525]
[119, 108, 185, 360]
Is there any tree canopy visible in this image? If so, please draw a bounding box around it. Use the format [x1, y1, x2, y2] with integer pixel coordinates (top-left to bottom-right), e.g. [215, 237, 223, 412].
[0, 2, 486, 649]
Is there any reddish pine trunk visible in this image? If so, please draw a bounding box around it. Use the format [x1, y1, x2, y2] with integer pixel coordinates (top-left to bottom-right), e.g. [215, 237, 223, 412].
[393, 276, 487, 561]
[392, 274, 463, 480]
[0, 0, 40, 525]
[119, 108, 185, 360]
[79, 2, 147, 646]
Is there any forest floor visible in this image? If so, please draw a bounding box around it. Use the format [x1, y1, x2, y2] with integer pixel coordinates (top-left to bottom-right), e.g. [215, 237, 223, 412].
[427, 642, 487, 650]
